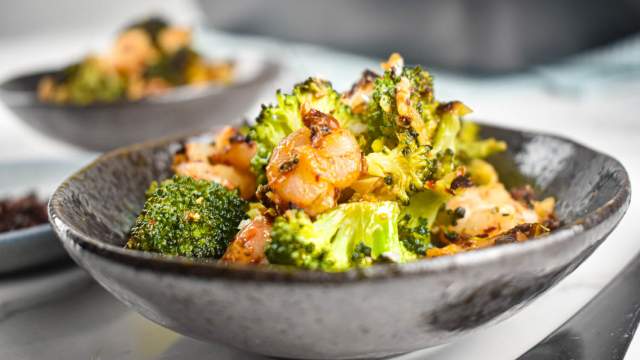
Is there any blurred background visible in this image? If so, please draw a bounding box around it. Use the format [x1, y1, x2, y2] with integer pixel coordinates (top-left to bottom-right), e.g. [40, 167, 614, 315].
[1, 0, 640, 159]
[1, 1, 639, 359]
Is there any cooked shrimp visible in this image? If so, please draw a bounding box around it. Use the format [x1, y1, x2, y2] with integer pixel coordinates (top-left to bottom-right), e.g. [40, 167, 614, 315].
[184, 142, 215, 163]
[172, 127, 258, 199]
[157, 27, 192, 54]
[266, 109, 363, 216]
[108, 29, 157, 75]
[174, 162, 256, 199]
[445, 182, 540, 238]
[210, 127, 256, 172]
[222, 217, 271, 264]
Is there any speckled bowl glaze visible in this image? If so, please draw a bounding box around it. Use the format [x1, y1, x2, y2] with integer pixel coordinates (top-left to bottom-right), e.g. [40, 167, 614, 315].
[0, 55, 279, 151]
[49, 125, 630, 359]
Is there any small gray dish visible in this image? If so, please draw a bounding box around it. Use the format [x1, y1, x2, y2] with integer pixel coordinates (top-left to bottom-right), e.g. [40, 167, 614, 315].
[0, 159, 89, 273]
[0, 55, 280, 151]
[49, 125, 630, 359]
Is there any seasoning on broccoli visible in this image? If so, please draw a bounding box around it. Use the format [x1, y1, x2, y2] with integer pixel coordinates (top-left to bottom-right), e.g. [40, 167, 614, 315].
[127, 175, 248, 258]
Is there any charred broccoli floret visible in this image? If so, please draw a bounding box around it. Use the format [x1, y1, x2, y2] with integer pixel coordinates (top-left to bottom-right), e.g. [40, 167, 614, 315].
[265, 201, 416, 271]
[365, 63, 436, 149]
[351, 56, 506, 255]
[362, 101, 470, 202]
[248, 77, 365, 184]
[358, 54, 503, 204]
[127, 175, 248, 258]
[358, 55, 469, 202]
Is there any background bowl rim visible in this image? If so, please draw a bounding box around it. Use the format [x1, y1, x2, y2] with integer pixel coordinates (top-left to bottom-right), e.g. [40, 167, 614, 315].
[48, 124, 631, 283]
[0, 54, 281, 109]
[0, 223, 51, 243]
[0, 157, 91, 244]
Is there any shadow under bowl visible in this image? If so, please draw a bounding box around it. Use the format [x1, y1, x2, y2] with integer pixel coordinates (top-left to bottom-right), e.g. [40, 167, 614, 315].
[0, 56, 280, 152]
[48, 124, 630, 359]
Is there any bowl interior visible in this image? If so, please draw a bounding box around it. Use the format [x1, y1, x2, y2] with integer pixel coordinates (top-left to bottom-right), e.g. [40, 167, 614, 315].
[51, 124, 629, 272]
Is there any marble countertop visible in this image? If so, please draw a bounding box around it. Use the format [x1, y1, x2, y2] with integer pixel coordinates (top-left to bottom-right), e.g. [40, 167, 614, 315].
[0, 28, 638, 359]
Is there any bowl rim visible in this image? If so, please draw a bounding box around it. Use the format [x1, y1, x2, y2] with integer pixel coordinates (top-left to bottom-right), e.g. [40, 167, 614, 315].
[48, 124, 631, 283]
[0, 157, 91, 245]
[0, 55, 280, 109]
[0, 223, 52, 243]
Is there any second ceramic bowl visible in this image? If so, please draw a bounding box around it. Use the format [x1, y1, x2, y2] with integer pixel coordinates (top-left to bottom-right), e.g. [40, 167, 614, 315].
[0, 158, 89, 273]
[0, 54, 279, 151]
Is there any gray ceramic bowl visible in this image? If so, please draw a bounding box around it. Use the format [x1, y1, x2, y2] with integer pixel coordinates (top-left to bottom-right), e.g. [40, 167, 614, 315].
[49, 125, 630, 359]
[0, 55, 279, 151]
[0, 159, 90, 273]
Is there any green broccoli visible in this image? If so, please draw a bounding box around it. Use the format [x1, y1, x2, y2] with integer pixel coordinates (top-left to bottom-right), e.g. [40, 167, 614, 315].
[144, 47, 196, 85]
[265, 201, 416, 271]
[127, 175, 248, 258]
[248, 77, 365, 184]
[365, 64, 436, 149]
[397, 191, 446, 256]
[354, 62, 501, 255]
[364, 144, 432, 203]
[360, 57, 498, 204]
[456, 121, 507, 161]
[64, 58, 126, 105]
[363, 101, 470, 202]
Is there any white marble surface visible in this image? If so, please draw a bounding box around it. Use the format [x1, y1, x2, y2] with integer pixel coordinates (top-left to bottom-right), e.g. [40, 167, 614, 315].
[0, 16, 639, 360]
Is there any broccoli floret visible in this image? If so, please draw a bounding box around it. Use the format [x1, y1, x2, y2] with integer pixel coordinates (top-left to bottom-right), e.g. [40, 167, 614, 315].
[365, 144, 432, 203]
[127, 175, 248, 258]
[144, 47, 197, 85]
[266, 201, 416, 271]
[365, 65, 436, 149]
[397, 191, 447, 255]
[467, 158, 499, 186]
[248, 78, 365, 184]
[456, 121, 507, 161]
[427, 102, 466, 183]
[355, 61, 491, 254]
[363, 101, 470, 202]
[359, 57, 480, 202]
[64, 58, 126, 105]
